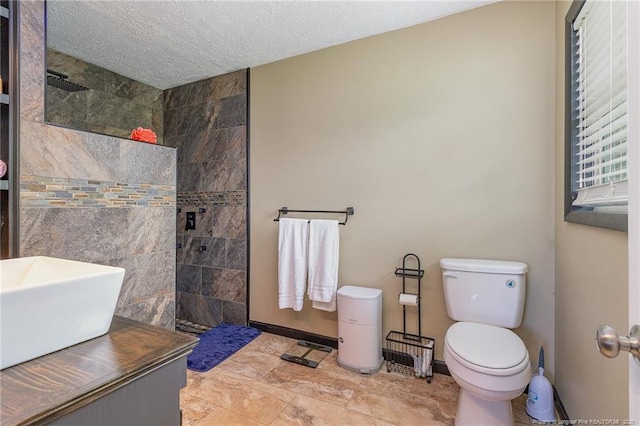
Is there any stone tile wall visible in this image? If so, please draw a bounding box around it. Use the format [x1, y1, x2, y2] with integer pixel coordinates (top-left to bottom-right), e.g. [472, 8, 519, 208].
[164, 70, 248, 327]
[46, 49, 164, 145]
[18, 1, 177, 329]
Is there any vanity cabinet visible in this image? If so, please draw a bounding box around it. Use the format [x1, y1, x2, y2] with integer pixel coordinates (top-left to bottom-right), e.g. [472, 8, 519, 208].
[0, 316, 198, 426]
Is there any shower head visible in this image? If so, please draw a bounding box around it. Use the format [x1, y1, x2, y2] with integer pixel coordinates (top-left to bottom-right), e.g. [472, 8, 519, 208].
[46, 69, 89, 92]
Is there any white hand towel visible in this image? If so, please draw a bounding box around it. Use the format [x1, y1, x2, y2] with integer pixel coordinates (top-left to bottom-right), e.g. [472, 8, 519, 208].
[307, 219, 339, 312]
[278, 218, 309, 311]
[312, 298, 337, 312]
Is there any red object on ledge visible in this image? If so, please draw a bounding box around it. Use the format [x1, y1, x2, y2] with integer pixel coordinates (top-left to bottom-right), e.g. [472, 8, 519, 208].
[130, 127, 157, 144]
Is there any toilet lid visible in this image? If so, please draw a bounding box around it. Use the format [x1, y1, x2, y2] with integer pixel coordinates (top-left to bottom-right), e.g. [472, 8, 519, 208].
[446, 322, 527, 370]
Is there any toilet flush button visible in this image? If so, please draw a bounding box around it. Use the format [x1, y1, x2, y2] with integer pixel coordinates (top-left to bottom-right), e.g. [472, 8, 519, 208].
[506, 280, 516, 288]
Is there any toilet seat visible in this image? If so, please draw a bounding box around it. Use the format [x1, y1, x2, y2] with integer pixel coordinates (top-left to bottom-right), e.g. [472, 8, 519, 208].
[445, 322, 529, 376]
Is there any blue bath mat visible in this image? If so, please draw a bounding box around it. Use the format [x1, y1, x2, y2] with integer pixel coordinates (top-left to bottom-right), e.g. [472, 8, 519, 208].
[187, 323, 261, 372]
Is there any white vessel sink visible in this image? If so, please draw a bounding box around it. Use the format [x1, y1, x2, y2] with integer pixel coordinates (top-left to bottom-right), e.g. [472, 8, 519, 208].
[0, 256, 125, 369]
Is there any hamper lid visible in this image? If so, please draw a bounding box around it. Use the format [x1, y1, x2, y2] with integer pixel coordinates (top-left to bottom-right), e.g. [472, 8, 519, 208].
[337, 286, 382, 300]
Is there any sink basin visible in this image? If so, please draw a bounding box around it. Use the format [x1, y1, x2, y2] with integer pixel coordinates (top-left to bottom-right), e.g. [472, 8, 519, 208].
[0, 256, 125, 369]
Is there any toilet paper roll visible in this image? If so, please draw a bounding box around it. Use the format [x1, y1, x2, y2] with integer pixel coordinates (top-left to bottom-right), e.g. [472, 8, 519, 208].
[398, 293, 419, 306]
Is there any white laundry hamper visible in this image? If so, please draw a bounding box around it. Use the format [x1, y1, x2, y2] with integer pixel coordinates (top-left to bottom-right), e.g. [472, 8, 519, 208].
[337, 286, 383, 374]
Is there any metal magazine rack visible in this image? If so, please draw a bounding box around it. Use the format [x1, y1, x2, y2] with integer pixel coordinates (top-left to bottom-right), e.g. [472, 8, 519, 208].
[385, 253, 435, 383]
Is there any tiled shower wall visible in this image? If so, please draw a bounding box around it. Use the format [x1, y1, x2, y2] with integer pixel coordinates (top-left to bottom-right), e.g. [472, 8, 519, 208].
[46, 49, 164, 144]
[164, 70, 248, 327]
[18, 1, 176, 329]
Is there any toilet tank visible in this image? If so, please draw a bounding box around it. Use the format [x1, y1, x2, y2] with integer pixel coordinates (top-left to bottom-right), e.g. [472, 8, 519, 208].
[440, 258, 528, 328]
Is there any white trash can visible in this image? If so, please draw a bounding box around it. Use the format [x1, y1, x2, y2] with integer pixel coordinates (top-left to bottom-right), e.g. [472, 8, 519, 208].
[337, 286, 383, 374]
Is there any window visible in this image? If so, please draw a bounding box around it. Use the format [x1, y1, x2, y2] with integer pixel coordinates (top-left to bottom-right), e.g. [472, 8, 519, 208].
[565, 0, 628, 232]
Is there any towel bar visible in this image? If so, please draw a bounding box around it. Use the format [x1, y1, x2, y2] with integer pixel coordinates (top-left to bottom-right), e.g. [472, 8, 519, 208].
[273, 207, 354, 225]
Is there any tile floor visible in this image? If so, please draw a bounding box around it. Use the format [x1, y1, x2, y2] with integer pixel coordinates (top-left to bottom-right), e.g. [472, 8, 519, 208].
[180, 332, 536, 425]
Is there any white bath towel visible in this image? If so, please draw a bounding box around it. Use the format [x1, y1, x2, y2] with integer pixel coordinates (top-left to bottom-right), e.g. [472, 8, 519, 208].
[307, 219, 339, 312]
[278, 218, 309, 311]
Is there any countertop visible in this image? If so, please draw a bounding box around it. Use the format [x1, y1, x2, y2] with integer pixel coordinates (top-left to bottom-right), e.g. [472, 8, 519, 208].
[0, 316, 198, 425]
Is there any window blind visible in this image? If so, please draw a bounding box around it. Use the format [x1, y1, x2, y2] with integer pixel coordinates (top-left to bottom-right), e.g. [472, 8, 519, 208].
[572, 0, 628, 207]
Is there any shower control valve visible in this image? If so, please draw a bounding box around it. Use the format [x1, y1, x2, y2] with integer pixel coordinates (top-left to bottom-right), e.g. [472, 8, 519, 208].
[186, 212, 196, 230]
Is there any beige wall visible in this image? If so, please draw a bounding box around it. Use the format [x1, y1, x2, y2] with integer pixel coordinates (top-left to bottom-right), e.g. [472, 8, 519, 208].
[554, 1, 629, 418]
[250, 1, 556, 375]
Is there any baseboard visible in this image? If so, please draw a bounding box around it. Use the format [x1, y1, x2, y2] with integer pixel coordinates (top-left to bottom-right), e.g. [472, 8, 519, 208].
[553, 386, 570, 421]
[249, 321, 339, 349]
[433, 359, 450, 376]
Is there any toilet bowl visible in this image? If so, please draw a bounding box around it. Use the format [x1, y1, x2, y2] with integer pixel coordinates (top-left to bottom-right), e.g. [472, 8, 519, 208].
[444, 322, 531, 425]
[439, 258, 531, 426]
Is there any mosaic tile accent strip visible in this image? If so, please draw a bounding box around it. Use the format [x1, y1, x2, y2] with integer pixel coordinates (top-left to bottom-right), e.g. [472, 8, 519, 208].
[21, 175, 176, 208]
[177, 190, 245, 206]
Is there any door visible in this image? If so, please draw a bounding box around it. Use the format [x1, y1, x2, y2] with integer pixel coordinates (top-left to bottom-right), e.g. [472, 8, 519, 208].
[598, 1, 640, 418]
[629, 0, 640, 419]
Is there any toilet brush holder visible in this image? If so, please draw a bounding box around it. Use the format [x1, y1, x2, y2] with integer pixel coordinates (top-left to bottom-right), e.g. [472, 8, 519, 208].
[525, 347, 555, 422]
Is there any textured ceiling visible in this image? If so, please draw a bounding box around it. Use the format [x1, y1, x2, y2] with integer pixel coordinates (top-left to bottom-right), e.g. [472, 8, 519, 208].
[47, 1, 496, 90]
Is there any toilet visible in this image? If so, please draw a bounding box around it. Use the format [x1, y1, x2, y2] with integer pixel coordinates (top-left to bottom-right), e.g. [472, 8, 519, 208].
[440, 258, 531, 426]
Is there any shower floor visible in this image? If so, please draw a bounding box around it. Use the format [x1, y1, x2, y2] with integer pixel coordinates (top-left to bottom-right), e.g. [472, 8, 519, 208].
[175, 319, 212, 336]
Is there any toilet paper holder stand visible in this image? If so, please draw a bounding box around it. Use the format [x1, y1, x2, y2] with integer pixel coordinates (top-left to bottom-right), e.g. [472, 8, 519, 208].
[394, 253, 424, 339]
[385, 253, 435, 382]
